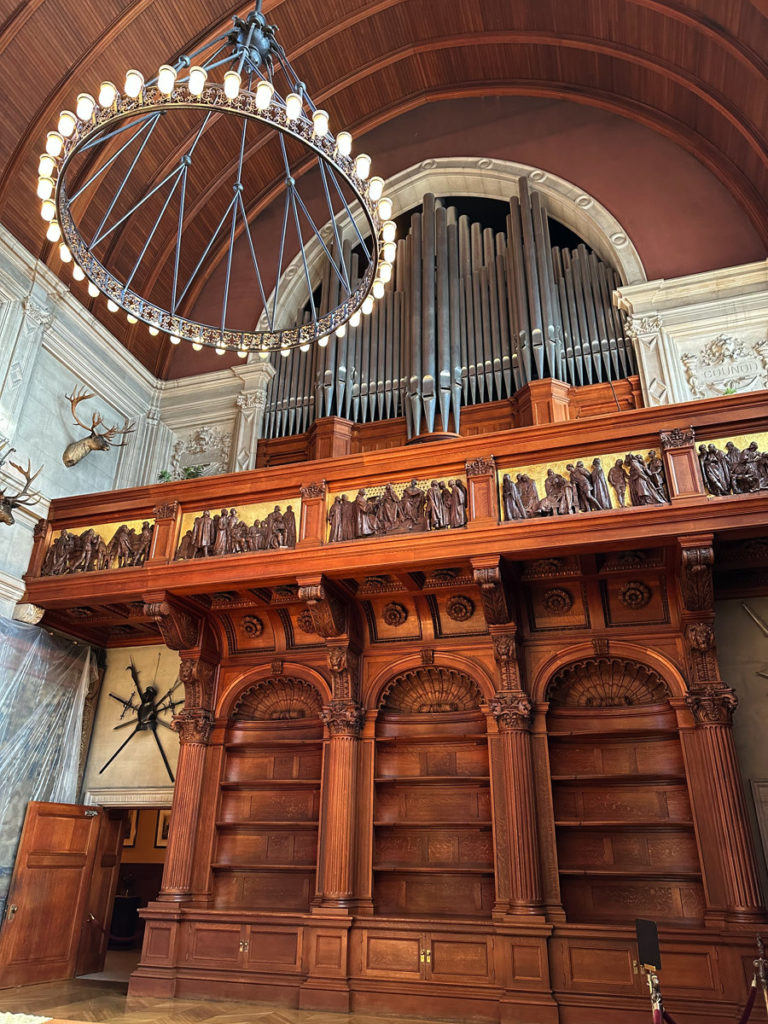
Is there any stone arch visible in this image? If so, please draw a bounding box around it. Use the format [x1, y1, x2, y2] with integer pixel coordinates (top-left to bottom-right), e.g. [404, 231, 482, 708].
[256, 156, 645, 337]
[217, 664, 331, 719]
[379, 665, 483, 714]
[546, 656, 669, 708]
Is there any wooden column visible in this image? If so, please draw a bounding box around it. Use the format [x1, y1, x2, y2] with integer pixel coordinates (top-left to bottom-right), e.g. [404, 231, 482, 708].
[512, 378, 571, 426]
[149, 501, 180, 563]
[317, 700, 364, 909]
[465, 455, 499, 524]
[308, 417, 353, 460]
[488, 631, 544, 917]
[660, 427, 706, 499]
[298, 480, 328, 547]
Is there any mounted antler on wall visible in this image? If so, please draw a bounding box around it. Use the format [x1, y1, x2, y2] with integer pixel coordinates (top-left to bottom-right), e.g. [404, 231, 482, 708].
[62, 386, 135, 467]
[0, 442, 43, 525]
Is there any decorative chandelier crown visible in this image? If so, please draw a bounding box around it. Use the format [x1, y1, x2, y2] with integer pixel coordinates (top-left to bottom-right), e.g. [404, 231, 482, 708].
[38, 1, 395, 358]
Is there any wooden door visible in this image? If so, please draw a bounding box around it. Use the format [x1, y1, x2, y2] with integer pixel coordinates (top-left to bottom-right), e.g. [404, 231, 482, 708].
[0, 801, 103, 987]
[76, 809, 126, 976]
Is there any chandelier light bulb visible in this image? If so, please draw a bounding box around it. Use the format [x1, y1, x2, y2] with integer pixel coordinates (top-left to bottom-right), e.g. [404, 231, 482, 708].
[223, 70, 241, 100]
[255, 80, 274, 110]
[107, 299, 119, 312]
[299, 343, 310, 352]
[38, 154, 56, 177]
[317, 335, 329, 348]
[40, 198, 56, 221]
[355, 153, 371, 179]
[172, 335, 183, 345]
[124, 69, 144, 99]
[335, 324, 346, 338]
[157, 65, 177, 96]
[37, 177, 55, 201]
[336, 131, 352, 156]
[72, 264, 85, 281]
[59, 243, 72, 263]
[280, 345, 291, 357]
[259, 349, 270, 360]
[58, 111, 77, 138]
[362, 295, 374, 315]
[45, 132, 64, 158]
[98, 81, 117, 107]
[126, 313, 138, 324]
[46, 221, 62, 243]
[237, 347, 248, 358]
[87, 282, 99, 298]
[148, 326, 159, 336]
[381, 220, 397, 243]
[382, 241, 397, 263]
[285, 92, 302, 120]
[349, 311, 361, 328]
[379, 262, 392, 283]
[192, 342, 203, 351]
[377, 197, 393, 220]
[372, 279, 385, 300]
[368, 176, 384, 202]
[76, 93, 95, 121]
[188, 66, 207, 96]
[312, 109, 329, 137]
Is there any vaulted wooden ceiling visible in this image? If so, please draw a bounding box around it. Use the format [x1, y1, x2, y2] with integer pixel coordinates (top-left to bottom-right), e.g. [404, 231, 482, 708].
[1, 0, 767, 379]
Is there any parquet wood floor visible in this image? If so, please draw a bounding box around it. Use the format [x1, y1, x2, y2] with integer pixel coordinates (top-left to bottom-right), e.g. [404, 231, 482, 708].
[0, 980, 439, 1024]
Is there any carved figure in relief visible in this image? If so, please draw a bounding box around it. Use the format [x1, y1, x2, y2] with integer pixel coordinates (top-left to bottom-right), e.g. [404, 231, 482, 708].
[131, 521, 153, 565]
[376, 484, 402, 533]
[425, 480, 448, 530]
[43, 521, 154, 576]
[340, 494, 355, 540]
[265, 506, 287, 548]
[69, 528, 97, 573]
[176, 529, 194, 560]
[567, 462, 601, 512]
[108, 524, 134, 568]
[725, 441, 741, 475]
[400, 479, 425, 526]
[178, 504, 296, 560]
[213, 508, 229, 556]
[608, 459, 629, 506]
[328, 495, 344, 542]
[502, 473, 527, 521]
[590, 458, 612, 510]
[698, 439, 768, 496]
[448, 479, 468, 527]
[646, 451, 667, 499]
[354, 489, 376, 537]
[284, 505, 297, 548]
[698, 444, 729, 496]
[517, 474, 540, 517]
[625, 453, 666, 506]
[544, 468, 575, 516]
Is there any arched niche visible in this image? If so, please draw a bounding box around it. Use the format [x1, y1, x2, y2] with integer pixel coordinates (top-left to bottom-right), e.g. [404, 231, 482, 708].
[545, 653, 704, 928]
[366, 651, 496, 712]
[256, 156, 645, 336]
[217, 663, 331, 719]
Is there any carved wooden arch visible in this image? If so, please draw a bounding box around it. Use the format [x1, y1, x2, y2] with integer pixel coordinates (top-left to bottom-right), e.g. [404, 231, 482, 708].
[380, 666, 484, 714]
[231, 677, 324, 722]
[530, 640, 687, 705]
[366, 651, 496, 712]
[546, 657, 669, 708]
[217, 662, 331, 720]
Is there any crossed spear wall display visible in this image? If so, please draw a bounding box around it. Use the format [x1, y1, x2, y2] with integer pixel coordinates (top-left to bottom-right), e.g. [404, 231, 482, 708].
[99, 655, 183, 783]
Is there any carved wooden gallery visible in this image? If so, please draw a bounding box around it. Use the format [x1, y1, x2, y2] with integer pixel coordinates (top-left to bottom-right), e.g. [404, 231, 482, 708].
[21, 389, 768, 1023]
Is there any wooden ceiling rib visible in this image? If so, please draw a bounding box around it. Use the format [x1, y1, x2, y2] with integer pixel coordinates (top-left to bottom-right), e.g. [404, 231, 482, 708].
[0, 0, 765, 379]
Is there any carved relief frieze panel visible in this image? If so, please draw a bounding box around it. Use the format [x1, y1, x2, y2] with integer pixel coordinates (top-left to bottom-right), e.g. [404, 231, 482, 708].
[599, 574, 670, 628]
[521, 556, 582, 579]
[681, 333, 768, 401]
[40, 518, 155, 576]
[695, 431, 768, 497]
[175, 498, 300, 560]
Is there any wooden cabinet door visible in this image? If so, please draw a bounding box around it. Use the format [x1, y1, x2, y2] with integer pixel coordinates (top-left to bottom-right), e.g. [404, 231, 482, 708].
[0, 802, 102, 987]
[359, 928, 425, 981]
[184, 921, 243, 968]
[427, 932, 495, 985]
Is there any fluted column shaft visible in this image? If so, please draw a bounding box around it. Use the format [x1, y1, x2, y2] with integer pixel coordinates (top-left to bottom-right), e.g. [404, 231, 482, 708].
[317, 701, 363, 908]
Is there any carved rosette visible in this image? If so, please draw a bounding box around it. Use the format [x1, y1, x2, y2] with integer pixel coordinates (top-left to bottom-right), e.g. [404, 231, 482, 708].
[465, 455, 496, 477]
[321, 700, 365, 737]
[300, 480, 327, 499]
[488, 691, 533, 731]
[144, 600, 200, 650]
[660, 427, 695, 450]
[172, 708, 213, 745]
[686, 685, 738, 726]
[446, 594, 475, 621]
[153, 501, 179, 520]
[680, 545, 715, 612]
[618, 580, 651, 609]
[327, 643, 360, 701]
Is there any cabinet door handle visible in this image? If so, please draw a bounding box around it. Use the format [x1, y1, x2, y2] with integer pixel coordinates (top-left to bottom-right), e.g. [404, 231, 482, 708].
[419, 950, 425, 963]
[425, 949, 431, 964]
[239, 939, 249, 953]
[6, 904, 18, 922]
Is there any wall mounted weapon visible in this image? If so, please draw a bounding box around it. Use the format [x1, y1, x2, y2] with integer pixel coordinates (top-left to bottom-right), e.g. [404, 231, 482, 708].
[62, 386, 135, 467]
[0, 442, 43, 525]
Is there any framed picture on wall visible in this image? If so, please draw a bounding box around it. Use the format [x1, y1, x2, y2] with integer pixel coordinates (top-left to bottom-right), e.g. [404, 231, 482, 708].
[123, 808, 138, 848]
[155, 808, 172, 848]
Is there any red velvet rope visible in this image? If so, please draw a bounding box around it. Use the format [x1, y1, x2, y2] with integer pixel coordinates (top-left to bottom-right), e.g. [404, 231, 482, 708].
[660, 981, 757, 1024]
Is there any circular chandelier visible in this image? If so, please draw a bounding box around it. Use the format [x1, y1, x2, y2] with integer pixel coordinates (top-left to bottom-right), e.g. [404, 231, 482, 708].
[36, 2, 397, 356]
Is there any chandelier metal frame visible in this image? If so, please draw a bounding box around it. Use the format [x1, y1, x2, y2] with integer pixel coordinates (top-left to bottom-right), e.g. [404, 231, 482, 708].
[39, 3, 395, 355]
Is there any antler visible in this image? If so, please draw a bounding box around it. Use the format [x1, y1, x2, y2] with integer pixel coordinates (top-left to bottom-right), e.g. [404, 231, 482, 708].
[101, 418, 136, 448]
[66, 386, 100, 434]
[7, 459, 43, 506]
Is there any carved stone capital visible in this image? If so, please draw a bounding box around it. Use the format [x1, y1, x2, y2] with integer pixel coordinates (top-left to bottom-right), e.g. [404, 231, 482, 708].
[300, 480, 327, 499]
[321, 700, 364, 737]
[472, 560, 511, 625]
[153, 501, 179, 520]
[236, 391, 265, 412]
[660, 427, 695, 450]
[298, 576, 347, 637]
[680, 544, 715, 612]
[488, 691, 533, 731]
[624, 314, 663, 340]
[178, 657, 216, 711]
[144, 599, 200, 650]
[172, 708, 213, 745]
[686, 685, 738, 726]
[465, 455, 496, 477]
[327, 642, 360, 701]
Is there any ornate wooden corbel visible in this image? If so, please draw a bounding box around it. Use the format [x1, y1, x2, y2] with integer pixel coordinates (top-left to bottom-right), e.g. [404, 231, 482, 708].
[143, 596, 201, 650]
[471, 556, 511, 625]
[297, 575, 348, 637]
[326, 641, 361, 701]
[679, 539, 714, 612]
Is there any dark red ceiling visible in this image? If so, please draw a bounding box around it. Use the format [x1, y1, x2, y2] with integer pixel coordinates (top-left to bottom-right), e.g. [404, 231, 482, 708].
[1, 0, 766, 379]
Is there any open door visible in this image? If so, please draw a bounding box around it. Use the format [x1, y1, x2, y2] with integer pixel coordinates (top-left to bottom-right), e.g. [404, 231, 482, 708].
[76, 808, 126, 976]
[0, 801, 104, 987]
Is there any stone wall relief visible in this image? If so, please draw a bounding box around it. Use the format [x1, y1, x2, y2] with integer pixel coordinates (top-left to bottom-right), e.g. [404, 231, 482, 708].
[327, 476, 469, 543]
[169, 426, 232, 480]
[499, 449, 668, 522]
[696, 431, 768, 496]
[176, 498, 298, 560]
[681, 333, 768, 400]
[41, 519, 154, 575]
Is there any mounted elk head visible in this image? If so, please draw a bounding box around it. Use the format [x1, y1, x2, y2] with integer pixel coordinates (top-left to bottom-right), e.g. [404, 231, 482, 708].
[0, 443, 43, 525]
[62, 387, 135, 467]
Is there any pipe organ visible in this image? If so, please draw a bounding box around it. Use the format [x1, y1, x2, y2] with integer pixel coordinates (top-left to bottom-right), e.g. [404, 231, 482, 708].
[264, 178, 635, 440]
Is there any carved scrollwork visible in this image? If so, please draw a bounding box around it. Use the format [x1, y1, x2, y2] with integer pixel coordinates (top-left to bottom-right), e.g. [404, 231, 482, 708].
[172, 708, 213, 745]
[153, 501, 179, 520]
[680, 545, 714, 612]
[472, 562, 511, 625]
[660, 427, 695, 450]
[321, 700, 364, 736]
[145, 600, 200, 650]
[488, 691, 532, 731]
[465, 455, 496, 477]
[297, 578, 348, 637]
[685, 685, 738, 726]
[300, 480, 327, 499]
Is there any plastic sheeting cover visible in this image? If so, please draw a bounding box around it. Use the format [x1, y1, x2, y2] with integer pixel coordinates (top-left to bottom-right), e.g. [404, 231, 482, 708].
[0, 618, 92, 915]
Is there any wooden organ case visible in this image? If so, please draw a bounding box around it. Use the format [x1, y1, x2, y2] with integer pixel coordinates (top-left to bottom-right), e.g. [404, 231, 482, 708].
[22, 395, 768, 1023]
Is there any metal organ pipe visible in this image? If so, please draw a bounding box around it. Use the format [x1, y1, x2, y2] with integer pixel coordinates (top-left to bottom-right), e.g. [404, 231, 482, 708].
[263, 178, 635, 440]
